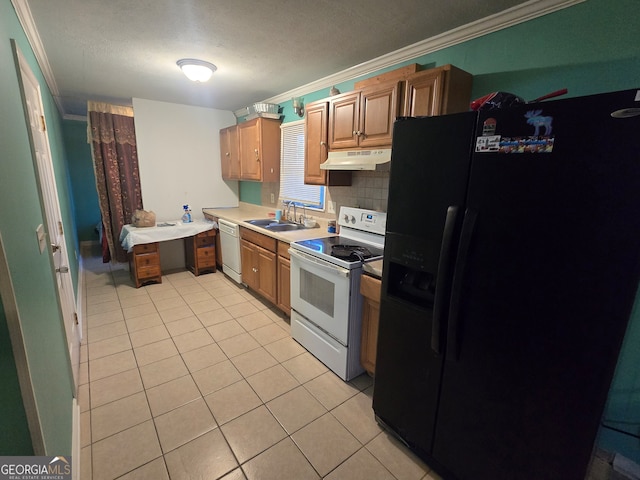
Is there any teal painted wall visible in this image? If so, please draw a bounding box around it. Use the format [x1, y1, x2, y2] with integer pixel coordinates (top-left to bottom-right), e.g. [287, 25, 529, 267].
[1, 0, 75, 455]
[63, 119, 100, 242]
[599, 291, 640, 464]
[0, 296, 33, 455]
[238, 181, 262, 205]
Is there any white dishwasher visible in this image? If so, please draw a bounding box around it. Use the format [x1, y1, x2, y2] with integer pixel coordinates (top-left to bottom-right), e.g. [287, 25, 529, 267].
[218, 219, 242, 283]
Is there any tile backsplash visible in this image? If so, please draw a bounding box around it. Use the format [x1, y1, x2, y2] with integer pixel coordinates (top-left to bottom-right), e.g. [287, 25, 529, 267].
[327, 170, 389, 213]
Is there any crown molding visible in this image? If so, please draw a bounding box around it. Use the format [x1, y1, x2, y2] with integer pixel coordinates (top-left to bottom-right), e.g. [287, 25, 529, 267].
[11, 0, 65, 116]
[262, 0, 585, 106]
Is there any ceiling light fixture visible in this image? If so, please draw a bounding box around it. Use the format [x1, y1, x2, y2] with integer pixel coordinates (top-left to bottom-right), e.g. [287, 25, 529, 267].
[177, 58, 217, 82]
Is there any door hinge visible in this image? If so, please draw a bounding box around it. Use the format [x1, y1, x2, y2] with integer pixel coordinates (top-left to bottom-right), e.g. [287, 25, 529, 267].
[58, 221, 64, 235]
[74, 313, 79, 325]
[40, 115, 46, 132]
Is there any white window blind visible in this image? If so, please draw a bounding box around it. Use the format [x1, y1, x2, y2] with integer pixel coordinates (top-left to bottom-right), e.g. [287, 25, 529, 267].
[280, 120, 324, 208]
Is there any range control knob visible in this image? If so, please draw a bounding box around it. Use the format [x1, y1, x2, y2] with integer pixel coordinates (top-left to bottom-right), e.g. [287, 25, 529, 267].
[349, 215, 356, 224]
[343, 214, 349, 223]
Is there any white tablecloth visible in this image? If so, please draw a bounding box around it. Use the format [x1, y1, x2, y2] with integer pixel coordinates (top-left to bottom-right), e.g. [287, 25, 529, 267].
[120, 220, 215, 252]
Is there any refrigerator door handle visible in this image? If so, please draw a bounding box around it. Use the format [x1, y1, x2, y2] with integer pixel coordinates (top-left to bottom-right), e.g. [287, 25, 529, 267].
[446, 208, 478, 362]
[432, 206, 459, 354]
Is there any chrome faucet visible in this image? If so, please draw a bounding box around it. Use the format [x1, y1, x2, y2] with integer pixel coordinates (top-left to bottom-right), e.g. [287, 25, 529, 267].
[284, 201, 293, 222]
[283, 201, 306, 224]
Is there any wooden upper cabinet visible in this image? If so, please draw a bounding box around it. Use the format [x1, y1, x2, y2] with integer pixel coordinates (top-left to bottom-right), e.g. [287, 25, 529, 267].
[329, 91, 360, 149]
[304, 101, 329, 185]
[359, 82, 401, 148]
[329, 82, 401, 149]
[219, 125, 240, 180]
[237, 117, 281, 182]
[304, 100, 352, 186]
[403, 64, 473, 117]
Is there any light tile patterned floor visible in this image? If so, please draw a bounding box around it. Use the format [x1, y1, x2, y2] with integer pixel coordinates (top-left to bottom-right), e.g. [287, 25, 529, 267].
[79, 247, 441, 480]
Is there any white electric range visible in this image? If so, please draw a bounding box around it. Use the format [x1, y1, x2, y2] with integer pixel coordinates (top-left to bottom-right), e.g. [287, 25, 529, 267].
[289, 206, 386, 380]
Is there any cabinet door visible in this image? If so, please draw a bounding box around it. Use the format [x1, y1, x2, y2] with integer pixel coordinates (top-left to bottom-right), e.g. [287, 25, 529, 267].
[359, 82, 401, 148]
[220, 125, 240, 179]
[304, 101, 329, 185]
[403, 69, 444, 117]
[258, 119, 281, 183]
[361, 297, 380, 375]
[277, 256, 291, 315]
[256, 246, 277, 304]
[360, 274, 381, 375]
[238, 119, 262, 181]
[240, 239, 257, 289]
[329, 91, 360, 149]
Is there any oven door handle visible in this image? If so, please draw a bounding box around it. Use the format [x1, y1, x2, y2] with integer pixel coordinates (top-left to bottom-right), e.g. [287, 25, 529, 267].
[288, 249, 350, 278]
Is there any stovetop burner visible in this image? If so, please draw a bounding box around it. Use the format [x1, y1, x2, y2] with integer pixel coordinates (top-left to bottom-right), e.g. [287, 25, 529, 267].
[331, 244, 374, 261]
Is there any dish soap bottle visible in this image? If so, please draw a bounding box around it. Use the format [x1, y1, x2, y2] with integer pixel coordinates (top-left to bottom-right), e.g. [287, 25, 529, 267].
[182, 204, 192, 223]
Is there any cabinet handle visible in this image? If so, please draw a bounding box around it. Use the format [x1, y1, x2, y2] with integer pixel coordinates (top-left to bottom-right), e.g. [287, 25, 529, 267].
[225, 152, 230, 156]
[320, 141, 326, 146]
[352, 130, 357, 136]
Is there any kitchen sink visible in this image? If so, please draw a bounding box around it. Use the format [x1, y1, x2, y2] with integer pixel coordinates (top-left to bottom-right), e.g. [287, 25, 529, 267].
[244, 219, 307, 232]
[264, 223, 306, 232]
[246, 218, 275, 226]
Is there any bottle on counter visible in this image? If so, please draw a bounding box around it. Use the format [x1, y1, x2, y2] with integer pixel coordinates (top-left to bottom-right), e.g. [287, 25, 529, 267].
[182, 204, 192, 223]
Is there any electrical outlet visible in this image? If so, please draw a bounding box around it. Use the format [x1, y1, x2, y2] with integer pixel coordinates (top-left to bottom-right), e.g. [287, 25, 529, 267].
[270, 193, 275, 203]
[328, 201, 336, 214]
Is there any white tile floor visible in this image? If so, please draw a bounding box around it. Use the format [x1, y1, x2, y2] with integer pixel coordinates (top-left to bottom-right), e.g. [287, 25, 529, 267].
[79, 246, 441, 480]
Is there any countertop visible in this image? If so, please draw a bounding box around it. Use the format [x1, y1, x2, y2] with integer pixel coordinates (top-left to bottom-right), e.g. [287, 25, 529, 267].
[202, 203, 334, 243]
[363, 259, 383, 279]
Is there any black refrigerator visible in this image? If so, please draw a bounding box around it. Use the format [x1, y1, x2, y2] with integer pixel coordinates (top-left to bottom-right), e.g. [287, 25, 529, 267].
[373, 88, 640, 480]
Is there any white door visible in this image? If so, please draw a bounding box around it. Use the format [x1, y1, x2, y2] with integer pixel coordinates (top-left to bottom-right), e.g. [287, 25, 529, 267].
[16, 47, 81, 391]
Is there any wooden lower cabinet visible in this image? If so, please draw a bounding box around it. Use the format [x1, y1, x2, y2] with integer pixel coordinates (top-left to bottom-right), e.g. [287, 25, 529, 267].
[240, 228, 277, 304]
[360, 273, 382, 376]
[276, 241, 291, 315]
[185, 230, 217, 276]
[129, 242, 161, 288]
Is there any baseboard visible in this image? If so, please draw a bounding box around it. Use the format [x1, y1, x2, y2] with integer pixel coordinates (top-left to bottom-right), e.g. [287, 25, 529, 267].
[76, 255, 85, 348]
[71, 398, 80, 480]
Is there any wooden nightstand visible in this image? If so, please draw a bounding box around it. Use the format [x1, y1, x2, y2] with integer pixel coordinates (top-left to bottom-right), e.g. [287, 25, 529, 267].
[185, 230, 217, 276]
[129, 242, 161, 288]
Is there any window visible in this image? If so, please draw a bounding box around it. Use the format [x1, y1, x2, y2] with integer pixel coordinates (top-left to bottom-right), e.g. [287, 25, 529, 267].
[280, 120, 325, 209]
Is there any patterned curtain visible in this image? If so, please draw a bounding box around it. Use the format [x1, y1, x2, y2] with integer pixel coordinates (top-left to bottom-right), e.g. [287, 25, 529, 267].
[87, 101, 143, 263]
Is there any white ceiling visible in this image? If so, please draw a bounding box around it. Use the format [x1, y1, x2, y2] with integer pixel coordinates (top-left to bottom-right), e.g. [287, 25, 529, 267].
[16, 0, 577, 118]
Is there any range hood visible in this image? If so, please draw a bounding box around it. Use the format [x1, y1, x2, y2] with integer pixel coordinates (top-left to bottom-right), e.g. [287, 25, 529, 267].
[320, 148, 391, 171]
